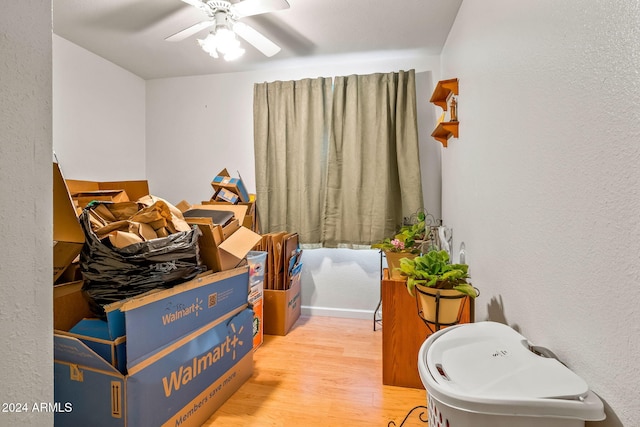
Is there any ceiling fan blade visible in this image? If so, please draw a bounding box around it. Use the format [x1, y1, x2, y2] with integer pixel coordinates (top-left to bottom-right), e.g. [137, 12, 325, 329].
[233, 21, 281, 57]
[180, 0, 208, 10]
[232, 0, 290, 18]
[165, 20, 215, 42]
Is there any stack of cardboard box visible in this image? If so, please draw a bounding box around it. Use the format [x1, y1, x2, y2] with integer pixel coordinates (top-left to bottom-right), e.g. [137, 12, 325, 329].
[52, 163, 257, 426]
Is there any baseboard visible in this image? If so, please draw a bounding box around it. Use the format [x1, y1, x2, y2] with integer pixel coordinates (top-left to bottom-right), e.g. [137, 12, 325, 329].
[301, 305, 374, 320]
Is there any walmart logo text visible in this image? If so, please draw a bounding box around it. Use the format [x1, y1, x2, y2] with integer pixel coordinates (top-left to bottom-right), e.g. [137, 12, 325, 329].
[161, 323, 244, 397]
[162, 298, 203, 326]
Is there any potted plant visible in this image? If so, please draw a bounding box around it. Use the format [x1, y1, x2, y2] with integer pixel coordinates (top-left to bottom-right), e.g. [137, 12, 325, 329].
[371, 213, 427, 278]
[398, 249, 478, 327]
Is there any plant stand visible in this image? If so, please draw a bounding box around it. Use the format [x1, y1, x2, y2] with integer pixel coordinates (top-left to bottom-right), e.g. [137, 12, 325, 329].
[414, 285, 475, 335]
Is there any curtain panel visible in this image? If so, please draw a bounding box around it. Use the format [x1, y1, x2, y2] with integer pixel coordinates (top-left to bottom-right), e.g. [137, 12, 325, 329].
[322, 70, 424, 247]
[253, 77, 332, 244]
[253, 70, 423, 247]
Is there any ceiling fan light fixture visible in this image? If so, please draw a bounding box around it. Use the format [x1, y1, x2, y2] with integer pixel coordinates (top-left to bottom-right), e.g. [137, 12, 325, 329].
[197, 29, 244, 61]
[173, 0, 288, 60]
[197, 18, 245, 61]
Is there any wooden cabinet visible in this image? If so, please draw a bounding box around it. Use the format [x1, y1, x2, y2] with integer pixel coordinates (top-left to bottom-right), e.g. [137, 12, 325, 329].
[381, 269, 473, 389]
[430, 78, 459, 147]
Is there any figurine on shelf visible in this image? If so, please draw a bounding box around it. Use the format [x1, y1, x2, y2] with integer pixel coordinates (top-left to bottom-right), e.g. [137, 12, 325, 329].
[449, 96, 458, 122]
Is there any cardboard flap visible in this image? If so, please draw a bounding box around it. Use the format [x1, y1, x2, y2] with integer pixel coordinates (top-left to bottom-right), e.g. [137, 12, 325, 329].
[104, 304, 127, 341]
[219, 227, 262, 260]
[98, 180, 149, 201]
[71, 189, 128, 198]
[184, 218, 224, 272]
[53, 163, 85, 281]
[65, 179, 100, 194]
[66, 179, 150, 202]
[54, 334, 120, 375]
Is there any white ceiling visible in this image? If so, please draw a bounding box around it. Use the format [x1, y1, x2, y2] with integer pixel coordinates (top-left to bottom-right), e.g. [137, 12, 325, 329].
[52, 0, 462, 80]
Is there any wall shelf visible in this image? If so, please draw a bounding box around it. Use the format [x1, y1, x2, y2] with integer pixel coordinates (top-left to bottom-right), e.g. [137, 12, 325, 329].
[431, 122, 459, 148]
[430, 78, 459, 147]
[429, 78, 459, 110]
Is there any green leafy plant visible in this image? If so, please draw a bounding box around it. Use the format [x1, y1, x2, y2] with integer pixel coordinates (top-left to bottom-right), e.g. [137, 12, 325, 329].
[399, 249, 477, 298]
[371, 212, 426, 254]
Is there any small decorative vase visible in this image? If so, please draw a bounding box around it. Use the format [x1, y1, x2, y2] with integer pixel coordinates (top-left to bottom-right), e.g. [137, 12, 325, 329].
[385, 251, 416, 279]
[414, 285, 466, 326]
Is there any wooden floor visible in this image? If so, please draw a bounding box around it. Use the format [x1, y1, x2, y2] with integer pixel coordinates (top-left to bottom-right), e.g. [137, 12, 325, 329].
[203, 315, 429, 426]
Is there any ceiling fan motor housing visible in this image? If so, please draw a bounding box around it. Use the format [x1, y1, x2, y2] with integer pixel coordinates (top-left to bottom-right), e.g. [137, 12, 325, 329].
[204, 1, 238, 19]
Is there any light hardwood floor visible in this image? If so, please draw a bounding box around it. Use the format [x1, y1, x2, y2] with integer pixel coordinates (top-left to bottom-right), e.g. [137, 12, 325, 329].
[203, 315, 429, 426]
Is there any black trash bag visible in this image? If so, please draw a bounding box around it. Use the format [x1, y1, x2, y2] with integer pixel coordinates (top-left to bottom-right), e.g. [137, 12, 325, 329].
[78, 204, 205, 317]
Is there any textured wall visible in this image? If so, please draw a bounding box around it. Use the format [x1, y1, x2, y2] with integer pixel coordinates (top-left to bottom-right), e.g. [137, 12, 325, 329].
[440, 1, 640, 425]
[0, 1, 53, 425]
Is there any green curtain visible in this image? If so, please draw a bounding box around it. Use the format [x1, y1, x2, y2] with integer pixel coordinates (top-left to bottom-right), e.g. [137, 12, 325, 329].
[322, 70, 424, 247]
[253, 77, 332, 244]
[253, 70, 423, 246]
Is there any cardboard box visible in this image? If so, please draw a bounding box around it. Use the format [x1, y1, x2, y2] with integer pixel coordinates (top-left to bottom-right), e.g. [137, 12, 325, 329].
[247, 251, 266, 348]
[115, 267, 250, 367]
[71, 189, 130, 210]
[202, 200, 257, 232]
[54, 267, 251, 371]
[211, 169, 250, 203]
[53, 163, 85, 282]
[255, 232, 299, 291]
[214, 188, 240, 204]
[263, 272, 301, 336]
[249, 289, 263, 349]
[54, 267, 254, 427]
[54, 306, 254, 427]
[66, 179, 150, 202]
[181, 211, 261, 273]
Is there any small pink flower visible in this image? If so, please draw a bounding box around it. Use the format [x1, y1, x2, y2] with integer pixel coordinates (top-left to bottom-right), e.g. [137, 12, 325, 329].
[391, 239, 405, 250]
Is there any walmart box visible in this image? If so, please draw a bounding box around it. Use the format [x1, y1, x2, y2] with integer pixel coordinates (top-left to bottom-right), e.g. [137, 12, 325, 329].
[55, 307, 253, 427]
[107, 267, 249, 369]
[54, 267, 250, 374]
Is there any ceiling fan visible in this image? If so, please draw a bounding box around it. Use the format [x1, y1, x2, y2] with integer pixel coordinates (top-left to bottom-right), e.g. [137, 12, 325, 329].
[166, 0, 290, 61]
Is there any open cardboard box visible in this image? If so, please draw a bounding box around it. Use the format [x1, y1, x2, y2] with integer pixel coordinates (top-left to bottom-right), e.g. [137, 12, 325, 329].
[53, 163, 85, 282]
[202, 199, 258, 232]
[66, 178, 150, 202]
[54, 268, 253, 427]
[263, 266, 302, 336]
[71, 189, 130, 210]
[211, 169, 250, 203]
[178, 202, 261, 273]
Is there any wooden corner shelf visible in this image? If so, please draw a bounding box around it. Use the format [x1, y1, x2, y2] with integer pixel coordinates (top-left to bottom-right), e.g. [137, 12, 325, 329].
[429, 78, 459, 111]
[431, 121, 459, 148]
[430, 78, 459, 147]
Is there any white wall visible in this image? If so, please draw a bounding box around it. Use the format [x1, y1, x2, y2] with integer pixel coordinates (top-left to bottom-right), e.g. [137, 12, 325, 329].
[0, 2, 53, 425]
[53, 35, 146, 181]
[145, 52, 443, 318]
[440, 1, 639, 425]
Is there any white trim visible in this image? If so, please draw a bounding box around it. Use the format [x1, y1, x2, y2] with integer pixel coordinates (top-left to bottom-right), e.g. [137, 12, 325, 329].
[301, 305, 374, 320]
